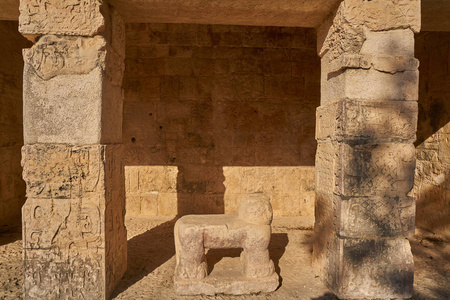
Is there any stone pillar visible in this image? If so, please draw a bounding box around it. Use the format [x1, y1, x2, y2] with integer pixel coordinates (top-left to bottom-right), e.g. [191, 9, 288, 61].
[19, 1, 126, 299]
[313, 1, 420, 298]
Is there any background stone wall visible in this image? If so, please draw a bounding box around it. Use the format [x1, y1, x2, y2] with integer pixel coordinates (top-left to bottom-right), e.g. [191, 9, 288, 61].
[0, 21, 31, 231]
[123, 24, 320, 217]
[415, 32, 450, 240]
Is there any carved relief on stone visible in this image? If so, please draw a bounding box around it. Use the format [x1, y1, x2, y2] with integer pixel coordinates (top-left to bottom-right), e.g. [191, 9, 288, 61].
[315, 184, 415, 239]
[320, 0, 420, 61]
[316, 99, 418, 143]
[343, 0, 421, 33]
[24, 249, 104, 299]
[19, 0, 105, 37]
[336, 237, 414, 298]
[316, 143, 416, 197]
[319, 2, 366, 60]
[22, 144, 105, 200]
[338, 143, 416, 197]
[21, 143, 126, 299]
[340, 196, 415, 238]
[22, 197, 105, 299]
[24, 35, 106, 80]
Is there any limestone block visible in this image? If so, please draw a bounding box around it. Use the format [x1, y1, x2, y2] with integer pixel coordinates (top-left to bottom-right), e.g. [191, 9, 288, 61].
[140, 194, 158, 216]
[22, 196, 105, 299]
[314, 193, 414, 239]
[343, 0, 420, 33]
[327, 54, 419, 75]
[321, 236, 414, 299]
[126, 194, 142, 216]
[320, 0, 420, 60]
[24, 35, 106, 80]
[322, 68, 418, 104]
[360, 29, 415, 58]
[22, 144, 105, 199]
[315, 143, 416, 197]
[339, 143, 416, 197]
[19, 0, 105, 37]
[223, 166, 315, 217]
[157, 192, 178, 216]
[137, 166, 178, 193]
[21, 143, 126, 299]
[23, 35, 124, 144]
[414, 126, 450, 239]
[316, 99, 418, 143]
[174, 194, 278, 295]
[339, 196, 415, 239]
[314, 142, 337, 197]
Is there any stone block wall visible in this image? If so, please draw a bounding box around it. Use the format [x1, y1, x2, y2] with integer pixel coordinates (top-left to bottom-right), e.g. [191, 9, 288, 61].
[415, 32, 450, 240]
[0, 21, 31, 231]
[123, 24, 320, 217]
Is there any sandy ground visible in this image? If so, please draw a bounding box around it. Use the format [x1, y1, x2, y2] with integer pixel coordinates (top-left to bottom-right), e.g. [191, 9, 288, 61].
[0, 217, 449, 300]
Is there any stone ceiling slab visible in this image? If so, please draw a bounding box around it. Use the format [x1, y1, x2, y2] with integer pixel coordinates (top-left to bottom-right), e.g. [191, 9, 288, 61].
[109, 0, 341, 28]
[421, 0, 450, 31]
[0, 0, 449, 31]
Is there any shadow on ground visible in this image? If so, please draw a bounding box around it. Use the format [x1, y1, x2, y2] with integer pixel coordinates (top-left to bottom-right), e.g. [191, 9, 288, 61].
[206, 232, 289, 286]
[111, 218, 177, 297]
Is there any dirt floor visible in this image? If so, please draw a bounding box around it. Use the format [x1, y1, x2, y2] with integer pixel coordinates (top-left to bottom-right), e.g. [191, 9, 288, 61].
[1, 216, 449, 299]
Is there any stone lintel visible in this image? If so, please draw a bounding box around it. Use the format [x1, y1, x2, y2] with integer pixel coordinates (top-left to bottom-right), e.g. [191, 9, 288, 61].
[316, 99, 418, 143]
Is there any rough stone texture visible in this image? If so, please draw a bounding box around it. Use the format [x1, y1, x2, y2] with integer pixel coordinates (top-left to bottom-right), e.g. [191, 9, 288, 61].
[0, 21, 31, 231]
[320, 0, 420, 60]
[315, 193, 415, 239]
[174, 194, 278, 295]
[315, 143, 416, 198]
[21, 144, 126, 299]
[314, 1, 420, 298]
[123, 23, 319, 217]
[19, 0, 105, 37]
[125, 166, 178, 216]
[414, 32, 450, 240]
[320, 28, 419, 105]
[315, 235, 414, 299]
[316, 99, 418, 143]
[322, 68, 419, 103]
[23, 34, 124, 145]
[223, 167, 315, 217]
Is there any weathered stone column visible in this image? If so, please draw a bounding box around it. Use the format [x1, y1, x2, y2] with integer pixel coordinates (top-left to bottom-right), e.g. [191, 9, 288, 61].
[314, 1, 420, 298]
[19, 1, 126, 299]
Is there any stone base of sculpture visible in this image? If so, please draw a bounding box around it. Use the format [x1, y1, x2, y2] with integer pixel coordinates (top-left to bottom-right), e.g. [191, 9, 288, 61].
[174, 267, 279, 295]
[174, 194, 279, 295]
